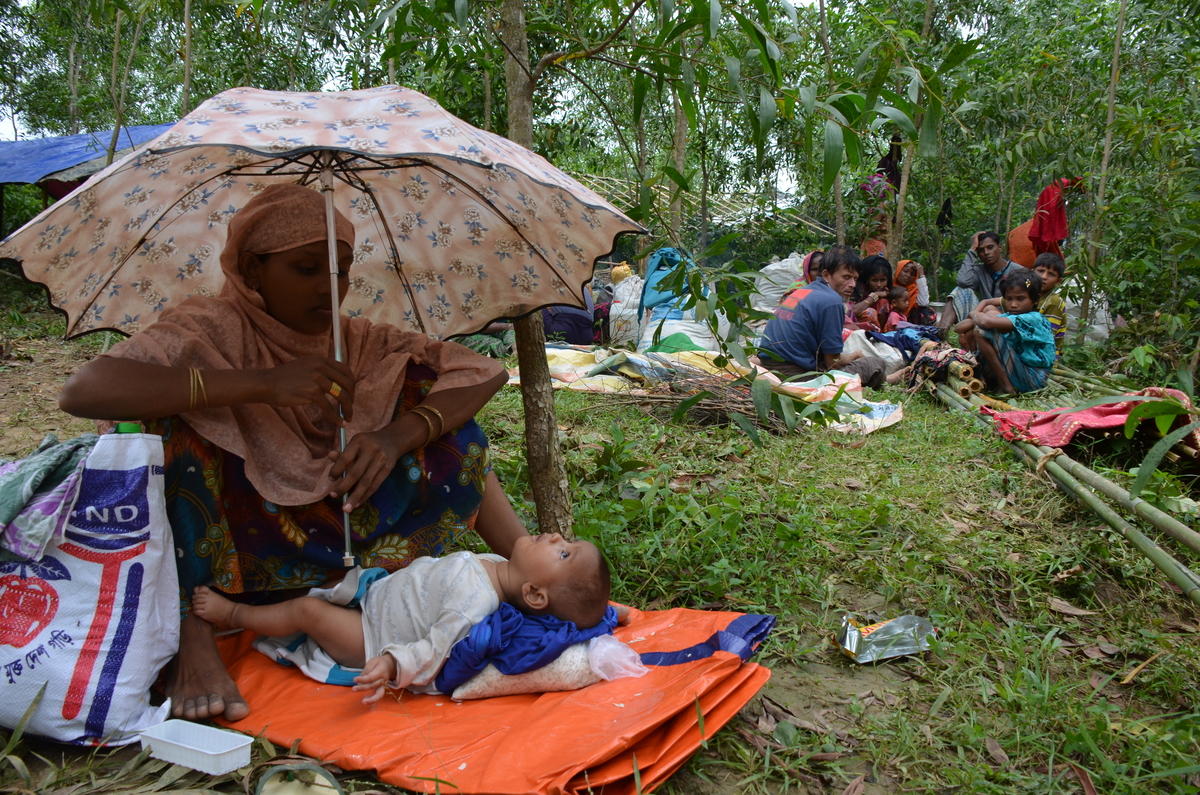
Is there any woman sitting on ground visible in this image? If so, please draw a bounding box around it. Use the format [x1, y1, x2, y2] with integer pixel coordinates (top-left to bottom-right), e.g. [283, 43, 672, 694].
[58, 184, 528, 722]
[954, 270, 1056, 394]
[893, 259, 936, 325]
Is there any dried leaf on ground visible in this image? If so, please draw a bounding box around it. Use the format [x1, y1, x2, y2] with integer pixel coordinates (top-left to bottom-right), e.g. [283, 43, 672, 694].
[1083, 646, 1110, 659]
[942, 513, 972, 535]
[1098, 642, 1119, 655]
[841, 774, 867, 795]
[1052, 565, 1083, 582]
[668, 472, 719, 492]
[985, 737, 1010, 766]
[1068, 763, 1099, 795]
[1048, 597, 1098, 616]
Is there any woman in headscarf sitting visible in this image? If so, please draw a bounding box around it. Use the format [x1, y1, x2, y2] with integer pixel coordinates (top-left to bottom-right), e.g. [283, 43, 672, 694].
[59, 184, 527, 722]
[893, 259, 937, 325]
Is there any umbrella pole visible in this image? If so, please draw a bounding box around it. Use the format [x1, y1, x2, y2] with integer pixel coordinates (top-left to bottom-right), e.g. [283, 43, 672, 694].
[320, 167, 356, 568]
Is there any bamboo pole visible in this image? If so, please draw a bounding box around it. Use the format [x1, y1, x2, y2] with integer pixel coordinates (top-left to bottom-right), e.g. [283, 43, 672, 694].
[948, 361, 974, 381]
[933, 384, 1200, 606]
[957, 390, 1200, 555]
[947, 376, 972, 398]
[1052, 364, 1132, 393]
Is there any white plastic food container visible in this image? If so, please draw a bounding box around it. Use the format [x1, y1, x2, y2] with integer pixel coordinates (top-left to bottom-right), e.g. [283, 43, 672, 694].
[139, 719, 252, 775]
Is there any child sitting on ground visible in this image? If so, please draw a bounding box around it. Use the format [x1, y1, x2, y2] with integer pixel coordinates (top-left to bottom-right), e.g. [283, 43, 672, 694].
[954, 271, 1056, 394]
[884, 286, 910, 331]
[193, 533, 612, 703]
[848, 255, 893, 331]
[1033, 252, 1067, 355]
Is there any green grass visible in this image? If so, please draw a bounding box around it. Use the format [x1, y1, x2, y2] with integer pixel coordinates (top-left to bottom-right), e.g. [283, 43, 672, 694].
[479, 387, 1200, 793]
[1, 312, 1198, 791]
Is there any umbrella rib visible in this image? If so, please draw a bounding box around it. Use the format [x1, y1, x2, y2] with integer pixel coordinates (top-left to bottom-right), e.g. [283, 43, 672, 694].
[326, 150, 428, 335]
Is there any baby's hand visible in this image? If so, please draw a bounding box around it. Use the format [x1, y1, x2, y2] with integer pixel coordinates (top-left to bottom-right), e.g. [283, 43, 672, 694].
[353, 654, 397, 704]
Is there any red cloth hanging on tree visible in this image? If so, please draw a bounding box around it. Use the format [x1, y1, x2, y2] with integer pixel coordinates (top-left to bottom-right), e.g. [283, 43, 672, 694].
[1028, 177, 1079, 256]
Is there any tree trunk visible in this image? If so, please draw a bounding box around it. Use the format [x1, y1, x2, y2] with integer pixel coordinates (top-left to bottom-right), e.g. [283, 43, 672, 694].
[833, 175, 846, 245]
[697, 106, 711, 253]
[888, 142, 915, 261]
[105, 11, 124, 163]
[889, 0, 932, 262]
[1083, 0, 1128, 326]
[993, 159, 1004, 231]
[668, 85, 687, 242]
[1004, 166, 1018, 236]
[500, 0, 573, 536]
[181, 0, 193, 115]
[818, 0, 846, 245]
[482, 68, 492, 130]
[67, 36, 80, 135]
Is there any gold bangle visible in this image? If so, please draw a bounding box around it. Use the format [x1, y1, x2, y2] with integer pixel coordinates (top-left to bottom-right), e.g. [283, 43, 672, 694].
[415, 408, 448, 439]
[412, 405, 445, 438]
[188, 367, 208, 411]
[411, 408, 435, 446]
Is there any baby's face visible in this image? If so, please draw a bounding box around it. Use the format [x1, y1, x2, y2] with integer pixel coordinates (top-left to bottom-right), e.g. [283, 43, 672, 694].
[510, 534, 598, 594]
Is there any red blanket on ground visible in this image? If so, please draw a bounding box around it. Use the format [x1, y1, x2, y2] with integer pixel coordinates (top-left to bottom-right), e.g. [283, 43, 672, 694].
[981, 388, 1200, 448]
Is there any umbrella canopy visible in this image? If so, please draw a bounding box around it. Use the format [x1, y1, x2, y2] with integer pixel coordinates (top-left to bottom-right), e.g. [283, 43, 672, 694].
[0, 86, 643, 339]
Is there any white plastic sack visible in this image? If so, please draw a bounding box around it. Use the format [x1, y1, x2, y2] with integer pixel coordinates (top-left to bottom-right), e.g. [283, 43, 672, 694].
[842, 329, 906, 374]
[608, 275, 644, 347]
[0, 433, 178, 744]
[637, 302, 731, 353]
[751, 255, 806, 314]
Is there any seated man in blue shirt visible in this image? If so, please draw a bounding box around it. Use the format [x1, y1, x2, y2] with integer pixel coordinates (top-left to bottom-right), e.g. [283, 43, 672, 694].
[757, 245, 887, 388]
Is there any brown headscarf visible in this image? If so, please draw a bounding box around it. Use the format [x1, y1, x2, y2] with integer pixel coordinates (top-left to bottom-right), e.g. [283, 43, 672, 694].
[105, 183, 504, 506]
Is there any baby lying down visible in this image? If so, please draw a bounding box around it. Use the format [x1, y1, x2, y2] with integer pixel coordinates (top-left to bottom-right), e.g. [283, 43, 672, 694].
[194, 533, 636, 702]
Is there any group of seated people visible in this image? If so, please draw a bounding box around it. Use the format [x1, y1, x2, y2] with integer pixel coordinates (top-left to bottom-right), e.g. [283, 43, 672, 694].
[756, 232, 1068, 395]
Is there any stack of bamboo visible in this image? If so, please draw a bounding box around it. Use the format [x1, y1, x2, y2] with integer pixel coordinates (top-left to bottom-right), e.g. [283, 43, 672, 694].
[945, 360, 987, 399]
[931, 383, 1200, 607]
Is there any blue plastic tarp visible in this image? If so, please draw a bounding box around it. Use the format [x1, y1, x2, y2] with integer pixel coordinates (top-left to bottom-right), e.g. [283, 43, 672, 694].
[0, 124, 172, 185]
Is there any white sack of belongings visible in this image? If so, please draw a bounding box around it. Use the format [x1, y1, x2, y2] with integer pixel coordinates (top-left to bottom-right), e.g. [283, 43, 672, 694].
[0, 433, 177, 744]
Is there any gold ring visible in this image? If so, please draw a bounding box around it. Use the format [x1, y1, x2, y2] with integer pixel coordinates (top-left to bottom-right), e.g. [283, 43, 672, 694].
[329, 382, 343, 398]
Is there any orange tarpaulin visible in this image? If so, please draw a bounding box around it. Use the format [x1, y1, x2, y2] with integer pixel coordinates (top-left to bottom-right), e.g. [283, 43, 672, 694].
[217, 607, 773, 794]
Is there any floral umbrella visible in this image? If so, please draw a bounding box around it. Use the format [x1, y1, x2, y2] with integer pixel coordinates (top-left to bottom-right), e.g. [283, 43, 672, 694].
[0, 85, 643, 341]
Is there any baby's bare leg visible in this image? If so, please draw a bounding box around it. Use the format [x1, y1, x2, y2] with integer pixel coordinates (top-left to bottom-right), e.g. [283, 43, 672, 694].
[193, 586, 366, 668]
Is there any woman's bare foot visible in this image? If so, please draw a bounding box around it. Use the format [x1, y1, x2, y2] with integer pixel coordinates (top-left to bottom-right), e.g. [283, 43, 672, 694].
[165, 612, 250, 721]
[192, 585, 239, 628]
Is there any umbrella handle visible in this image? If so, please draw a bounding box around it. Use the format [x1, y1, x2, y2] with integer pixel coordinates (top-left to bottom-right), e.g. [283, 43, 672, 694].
[320, 164, 356, 569]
